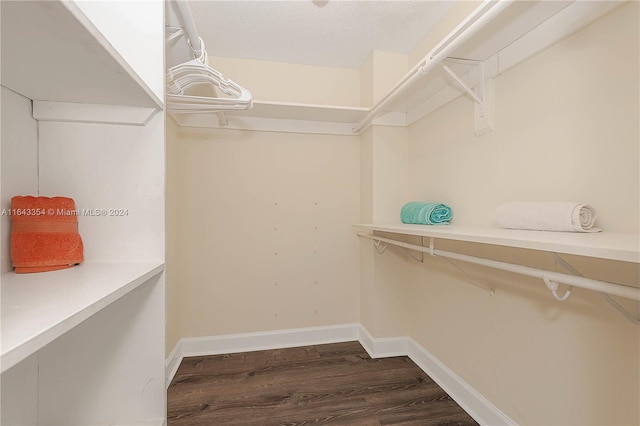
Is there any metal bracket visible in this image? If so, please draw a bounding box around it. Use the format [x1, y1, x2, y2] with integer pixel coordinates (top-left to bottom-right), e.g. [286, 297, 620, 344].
[216, 112, 229, 127]
[400, 236, 425, 263]
[373, 239, 388, 254]
[400, 247, 424, 263]
[549, 253, 640, 325]
[440, 57, 494, 135]
[441, 59, 485, 115]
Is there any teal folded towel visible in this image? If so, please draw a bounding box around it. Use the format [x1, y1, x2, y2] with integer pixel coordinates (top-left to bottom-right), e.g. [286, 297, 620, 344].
[400, 202, 452, 225]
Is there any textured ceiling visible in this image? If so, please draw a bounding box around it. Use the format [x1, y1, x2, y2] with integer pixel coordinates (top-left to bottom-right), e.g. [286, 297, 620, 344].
[189, 0, 454, 69]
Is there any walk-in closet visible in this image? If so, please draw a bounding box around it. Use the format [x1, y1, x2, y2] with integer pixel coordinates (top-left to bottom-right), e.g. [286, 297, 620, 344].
[1, 1, 638, 425]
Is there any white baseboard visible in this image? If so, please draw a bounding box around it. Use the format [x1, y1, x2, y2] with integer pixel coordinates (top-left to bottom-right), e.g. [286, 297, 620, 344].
[405, 338, 515, 426]
[358, 326, 409, 358]
[165, 323, 360, 388]
[180, 323, 361, 357]
[165, 340, 184, 389]
[165, 323, 515, 426]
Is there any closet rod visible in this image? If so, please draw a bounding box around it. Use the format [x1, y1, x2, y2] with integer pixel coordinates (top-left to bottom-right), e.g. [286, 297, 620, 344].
[175, 0, 202, 57]
[356, 232, 640, 302]
[352, 0, 513, 134]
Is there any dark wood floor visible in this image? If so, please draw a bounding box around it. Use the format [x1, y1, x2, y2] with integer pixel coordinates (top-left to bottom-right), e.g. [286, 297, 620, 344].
[167, 341, 479, 425]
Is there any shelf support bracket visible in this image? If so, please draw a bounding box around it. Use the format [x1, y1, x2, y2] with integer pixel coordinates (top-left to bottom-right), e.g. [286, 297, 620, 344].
[548, 253, 640, 325]
[216, 112, 229, 127]
[441, 62, 484, 109]
[374, 239, 388, 254]
[440, 58, 494, 136]
[400, 247, 424, 263]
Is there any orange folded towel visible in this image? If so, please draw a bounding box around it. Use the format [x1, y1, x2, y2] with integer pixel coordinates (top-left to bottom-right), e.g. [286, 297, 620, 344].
[10, 196, 84, 274]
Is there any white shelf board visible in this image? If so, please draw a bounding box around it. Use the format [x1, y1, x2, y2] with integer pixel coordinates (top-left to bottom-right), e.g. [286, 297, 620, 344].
[1, 262, 165, 373]
[353, 224, 640, 263]
[235, 100, 368, 123]
[172, 100, 368, 135]
[0, 1, 162, 109]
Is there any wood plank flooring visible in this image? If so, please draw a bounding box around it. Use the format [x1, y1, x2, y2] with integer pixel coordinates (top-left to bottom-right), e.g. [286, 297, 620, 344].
[167, 341, 479, 426]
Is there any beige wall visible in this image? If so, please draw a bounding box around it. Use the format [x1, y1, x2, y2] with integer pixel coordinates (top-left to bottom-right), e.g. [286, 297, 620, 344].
[359, 125, 412, 337]
[408, 3, 639, 231]
[360, 51, 408, 107]
[210, 56, 361, 106]
[398, 3, 639, 424]
[168, 126, 360, 341]
[409, 0, 482, 65]
[167, 56, 362, 349]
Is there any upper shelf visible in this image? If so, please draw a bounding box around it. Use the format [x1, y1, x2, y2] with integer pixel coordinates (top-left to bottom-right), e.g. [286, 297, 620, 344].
[356, 0, 623, 132]
[1, 1, 163, 109]
[171, 100, 369, 135]
[170, 0, 623, 135]
[1, 262, 165, 373]
[353, 224, 640, 264]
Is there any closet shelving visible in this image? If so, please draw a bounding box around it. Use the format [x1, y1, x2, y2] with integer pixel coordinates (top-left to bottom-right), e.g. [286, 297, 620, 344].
[170, 0, 622, 135]
[1, 0, 165, 424]
[354, 224, 640, 309]
[2, 0, 163, 125]
[353, 224, 639, 263]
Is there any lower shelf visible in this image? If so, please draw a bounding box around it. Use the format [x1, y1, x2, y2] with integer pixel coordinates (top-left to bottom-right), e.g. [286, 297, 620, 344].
[1, 261, 165, 373]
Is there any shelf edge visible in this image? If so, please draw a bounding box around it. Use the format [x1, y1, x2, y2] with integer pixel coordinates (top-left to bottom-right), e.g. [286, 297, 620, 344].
[353, 224, 640, 263]
[61, 1, 165, 110]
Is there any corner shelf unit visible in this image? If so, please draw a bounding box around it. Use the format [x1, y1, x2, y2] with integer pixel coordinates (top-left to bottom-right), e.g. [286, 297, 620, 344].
[1, 1, 166, 424]
[170, 0, 622, 135]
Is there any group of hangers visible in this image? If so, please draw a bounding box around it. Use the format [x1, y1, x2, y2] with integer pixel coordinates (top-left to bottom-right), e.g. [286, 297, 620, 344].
[166, 30, 253, 113]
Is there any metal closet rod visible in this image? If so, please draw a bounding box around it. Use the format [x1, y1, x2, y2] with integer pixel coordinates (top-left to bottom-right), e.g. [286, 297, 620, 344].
[356, 232, 640, 302]
[175, 0, 203, 57]
[352, 0, 513, 134]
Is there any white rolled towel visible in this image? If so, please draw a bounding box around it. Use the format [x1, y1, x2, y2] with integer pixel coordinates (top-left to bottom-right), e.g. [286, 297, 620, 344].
[495, 202, 601, 233]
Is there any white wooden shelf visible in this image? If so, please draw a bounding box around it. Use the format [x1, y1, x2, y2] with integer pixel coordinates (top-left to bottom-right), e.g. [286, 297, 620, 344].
[1, 1, 163, 110]
[172, 100, 368, 135]
[353, 224, 640, 263]
[1, 262, 165, 374]
[241, 100, 367, 122]
[374, 1, 576, 116]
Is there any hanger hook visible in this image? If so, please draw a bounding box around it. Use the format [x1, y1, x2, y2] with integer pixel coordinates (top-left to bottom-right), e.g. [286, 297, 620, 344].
[543, 276, 573, 302]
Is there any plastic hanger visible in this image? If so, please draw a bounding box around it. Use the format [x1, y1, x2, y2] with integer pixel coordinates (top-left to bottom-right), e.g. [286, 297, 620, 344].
[166, 38, 252, 113]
